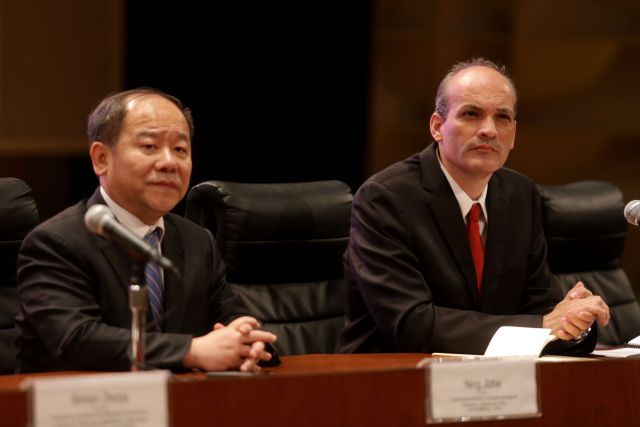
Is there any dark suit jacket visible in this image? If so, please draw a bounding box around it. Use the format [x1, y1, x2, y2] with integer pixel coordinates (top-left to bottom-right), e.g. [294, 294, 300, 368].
[337, 143, 596, 355]
[15, 189, 248, 373]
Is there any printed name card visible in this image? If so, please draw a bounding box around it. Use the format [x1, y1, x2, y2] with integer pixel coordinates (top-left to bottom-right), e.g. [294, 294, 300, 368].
[22, 370, 170, 427]
[425, 358, 540, 423]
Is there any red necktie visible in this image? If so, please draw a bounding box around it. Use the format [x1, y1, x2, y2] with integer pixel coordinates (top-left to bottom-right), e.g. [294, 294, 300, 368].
[467, 203, 484, 295]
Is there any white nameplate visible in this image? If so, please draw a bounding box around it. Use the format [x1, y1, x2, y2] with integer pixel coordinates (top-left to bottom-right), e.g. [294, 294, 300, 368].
[426, 358, 539, 423]
[23, 370, 170, 427]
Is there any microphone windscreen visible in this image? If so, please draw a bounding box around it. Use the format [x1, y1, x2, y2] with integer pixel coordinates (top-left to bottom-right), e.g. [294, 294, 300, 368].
[624, 200, 640, 226]
[84, 204, 113, 235]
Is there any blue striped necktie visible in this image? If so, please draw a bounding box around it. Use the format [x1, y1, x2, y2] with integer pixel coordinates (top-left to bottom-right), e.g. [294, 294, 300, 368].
[144, 228, 164, 331]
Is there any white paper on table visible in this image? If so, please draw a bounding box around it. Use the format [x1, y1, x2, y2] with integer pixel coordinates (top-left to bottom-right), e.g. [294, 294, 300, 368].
[591, 347, 640, 358]
[484, 326, 557, 357]
[627, 335, 640, 346]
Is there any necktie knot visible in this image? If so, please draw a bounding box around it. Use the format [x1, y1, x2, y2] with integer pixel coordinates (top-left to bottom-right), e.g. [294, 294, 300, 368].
[144, 228, 161, 247]
[467, 203, 484, 299]
[468, 203, 482, 223]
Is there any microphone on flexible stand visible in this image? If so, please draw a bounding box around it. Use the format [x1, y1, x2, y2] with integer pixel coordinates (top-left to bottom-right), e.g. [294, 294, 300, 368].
[84, 204, 180, 278]
[84, 203, 180, 372]
[624, 200, 640, 226]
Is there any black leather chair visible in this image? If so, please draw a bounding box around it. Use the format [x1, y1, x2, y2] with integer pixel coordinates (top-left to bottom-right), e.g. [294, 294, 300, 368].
[184, 180, 352, 355]
[538, 180, 640, 346]
[0, 178, 39, 373]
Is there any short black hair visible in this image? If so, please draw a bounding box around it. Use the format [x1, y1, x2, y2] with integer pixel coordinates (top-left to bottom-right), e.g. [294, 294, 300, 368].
[87, 87, 194, 147]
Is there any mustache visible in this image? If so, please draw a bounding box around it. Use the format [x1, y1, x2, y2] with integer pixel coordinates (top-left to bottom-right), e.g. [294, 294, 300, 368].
[470, 140, 501, 151]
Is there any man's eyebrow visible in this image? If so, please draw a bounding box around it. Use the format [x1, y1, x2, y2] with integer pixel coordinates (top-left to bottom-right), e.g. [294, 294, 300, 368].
[495, 106, 515, 115]
[135, 130, 158, 138]
[458, 104, 514, 114]
[134, 130, 190, 140]
[175, 131, 190, 142]
[459, 103, 480, 109]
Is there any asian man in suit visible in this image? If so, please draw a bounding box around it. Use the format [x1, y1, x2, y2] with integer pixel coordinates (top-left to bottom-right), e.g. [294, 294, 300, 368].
[337, 58, 610, 355]
[15, 88, 277, 373]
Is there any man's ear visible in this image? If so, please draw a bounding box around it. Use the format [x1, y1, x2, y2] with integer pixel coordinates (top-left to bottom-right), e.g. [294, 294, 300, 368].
[429, 112, 444, 142]
[89, 142, 110, 176]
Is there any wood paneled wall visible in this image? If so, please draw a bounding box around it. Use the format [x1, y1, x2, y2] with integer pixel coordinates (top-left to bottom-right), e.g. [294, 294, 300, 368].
[0, 0, 123, 217]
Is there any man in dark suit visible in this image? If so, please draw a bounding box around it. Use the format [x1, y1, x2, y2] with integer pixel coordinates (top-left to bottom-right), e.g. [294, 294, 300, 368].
[337, 58, 610, 355]
[15, 88, 276, 372]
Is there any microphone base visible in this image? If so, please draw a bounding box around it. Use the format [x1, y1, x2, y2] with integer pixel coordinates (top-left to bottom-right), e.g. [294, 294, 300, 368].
[129, 283, 148, 371]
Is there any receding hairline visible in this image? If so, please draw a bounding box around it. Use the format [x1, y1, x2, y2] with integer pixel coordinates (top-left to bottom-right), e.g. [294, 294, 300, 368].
[447, 66, 517, 107]
[434, 58, 518, 119]
[452, 65, 515, 92]
[120, 93, 192, 133]
[123, 92, 187, 117]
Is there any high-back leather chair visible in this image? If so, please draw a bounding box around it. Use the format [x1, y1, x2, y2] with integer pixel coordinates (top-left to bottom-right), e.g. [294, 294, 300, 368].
[184, 180, 352, 355]
[0, 178, 39, 373]
[538, 180, 640, 346]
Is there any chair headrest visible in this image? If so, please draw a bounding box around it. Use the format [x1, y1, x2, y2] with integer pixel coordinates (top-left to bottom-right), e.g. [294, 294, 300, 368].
[0, 178, 39, 288]
[185, 180, 353, 283]
[538, 180, 626, 273]
[0, 178, 39, 241]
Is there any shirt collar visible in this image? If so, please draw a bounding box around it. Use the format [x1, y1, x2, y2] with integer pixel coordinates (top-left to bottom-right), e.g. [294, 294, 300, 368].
[436, 147, 488, 224]
[99, 186, 165, 241]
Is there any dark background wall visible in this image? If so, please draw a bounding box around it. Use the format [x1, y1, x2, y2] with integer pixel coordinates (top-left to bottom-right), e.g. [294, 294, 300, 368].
[125, 3, 371, 212]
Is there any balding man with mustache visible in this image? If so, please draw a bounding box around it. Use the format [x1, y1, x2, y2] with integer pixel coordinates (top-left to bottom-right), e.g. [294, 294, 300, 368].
[337, 58, 609, 356]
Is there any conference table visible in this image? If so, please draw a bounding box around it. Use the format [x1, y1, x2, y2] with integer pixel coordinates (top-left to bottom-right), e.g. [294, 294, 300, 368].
[1, 353, 639, 426]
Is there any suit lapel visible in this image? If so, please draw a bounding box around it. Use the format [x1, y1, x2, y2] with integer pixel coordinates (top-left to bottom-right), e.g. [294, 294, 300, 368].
[162, 217, 187, 332]
[86, 190, 131, 298]
[481, 173, 510, 309]
[420, 144, 479, 306]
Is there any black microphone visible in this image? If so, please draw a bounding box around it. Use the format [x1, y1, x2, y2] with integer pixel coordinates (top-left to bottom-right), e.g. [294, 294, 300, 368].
[624, 200, 640, 226]
[84, 204, 179, 276]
